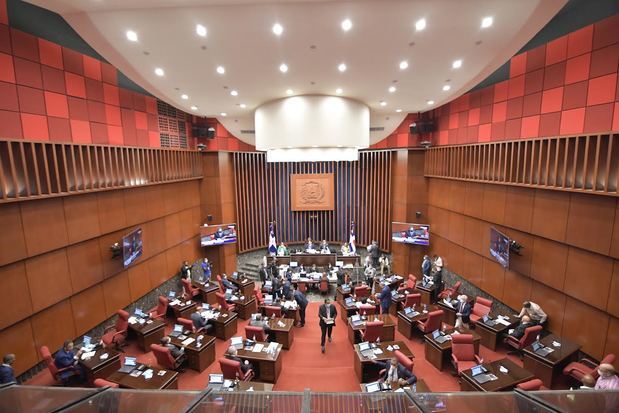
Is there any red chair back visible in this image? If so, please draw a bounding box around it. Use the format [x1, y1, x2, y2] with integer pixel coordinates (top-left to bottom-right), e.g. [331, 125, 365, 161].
[420, 310, 444, 332]
[517, 379, 543, 391]
[216, 275, 224, 293]
[219, 358, 244, 380]
[519, 325, 543, 348]
[407, 275, 417, 288]
[216, 292, 234, 311]
[155, 296, 169, 315]
[245, 325, 267, 342]
[254, 287, 265, 304]
[472, 297, 493, 317]
[404, 294, 421, 308]
[151, 344, 176, 370]
[264, 306, 282, 318]
[363, 320, 384, 342]
[452, 334, 476, 362]
[394, 350, 414, 372]
[40, 346, 59, 380]
[177, 317, 195, 333]
[298, 282, 307, 293]
[182, 278, 196, 297]
[452, 281, 462, 294]
[359, 304, 375, 316]
[93, 378, 119, 388]
[355, 285, 370, 299]
[116, 309, 129, 332]
[320, 279, 329, 292]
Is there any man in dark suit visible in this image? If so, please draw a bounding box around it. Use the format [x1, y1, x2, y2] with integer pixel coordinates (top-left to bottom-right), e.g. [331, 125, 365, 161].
[54, 341, 85, 383]
[369, 241, 380, 267]
[372, 358, 417, 385]
[455, 295, 472, 328]
[293, 286, 309, 327]
[421, 255, 431, 277]
[258, 263, 269, 284]
[180, 261, 191, 278]
[190, 310, 214, 334]
[304, 237, 315, 252]
[221, 274, 238, 292]
[160, 337, 186, 366]
[282, 278, 292, 300]
[376, 284, 392, 315]
[318, 298, 337, 353]
[509, 315, 534, 339]
[225, 346, 254, 374]
[0, 354, 16, 384]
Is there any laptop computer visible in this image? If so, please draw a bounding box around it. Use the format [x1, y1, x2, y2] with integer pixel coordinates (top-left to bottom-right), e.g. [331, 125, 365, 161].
[532, 341, 553, 357]
[231, 336, 244, 349]
[264, 294, 273, 305]
[134, 308, 146, 318]
[167, 291, 176, 299]
[225, 288, 233, 299]
[432, 329, 449, 344]
[169, 324, 183, 338]
[358, 341, 374, 358]
[351, 314, 364, 326]
[470, 364, 493, 384]
[404, 307, 419, 317]
[482, 315, 495, 327]
[345, 297, 355, 306]
[118, 356, 137, 373]
[365, 382, 382, 393]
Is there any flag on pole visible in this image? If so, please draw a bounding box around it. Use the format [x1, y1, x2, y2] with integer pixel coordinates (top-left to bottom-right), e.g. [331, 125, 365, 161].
[268, 222, 277, 255]
[349, 221, 356, 253]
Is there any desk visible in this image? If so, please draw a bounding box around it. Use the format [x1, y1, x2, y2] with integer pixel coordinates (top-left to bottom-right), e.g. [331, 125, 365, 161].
[211, 312, 238, 340]
[396, 305, 440, 339]
[353, 340, 414, 382]
[423, 327, 481, 371]
[475, 313, 518, 351]
[372, 275, 403, 295]
[169, 333, 216, 372]
[107, 363, 178, 389]
[259, 301, 299, 324]
[336, 286, 352, 303]
[266, 317, 295, 350]
[237, 342, 283, 383]
[360, 378, 430, 393]
[230, 277, 256, 298]
[436, 301, 457, 326]
[522, 334, 580, 388]
[169, 300, 197, 320]
[79, 348, 120, 385]
[416, 284, 437, 305]
[232, 296, 257, 320]
[128, 319, 166, 352]
[460, 358, 534, 391]
[339, 300, 379, 325]
[209, 381, 274, 392]
[348, 314, 395, 345]
[388, 293, 406, 317]
[267, 254, 360, 267]
[195, 282, 219, 305]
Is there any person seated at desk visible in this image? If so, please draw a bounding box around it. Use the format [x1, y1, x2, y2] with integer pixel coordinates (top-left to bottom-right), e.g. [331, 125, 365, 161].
[160, 337, 186, 365]
[595, 364, 619, 390]
[221, 274, 238, 292]
[249, 314, 274, 342]
[372, 358, 417, 387]
[515, 301, 547, 326]
[0, 354, 16, 384]
[225, 346, 254, 374]
[277, 242, 289, 256]
[54, 340, 85, 383]
[508, 315, 534, 340]
[190, 310, 214, 334]
[293, 285, 308, 327]
[577, 374, 596, 390]
[320, 240, 330, 254]
[304, 237, 316, 253]
[341, 242, 351, 256]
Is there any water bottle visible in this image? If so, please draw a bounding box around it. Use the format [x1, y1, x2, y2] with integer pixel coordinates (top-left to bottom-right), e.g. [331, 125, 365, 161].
[376, 337, 380, 346]
[423, 304, 427, 312]
[412, 383, 417, 392]
[271, 312, 275, 320]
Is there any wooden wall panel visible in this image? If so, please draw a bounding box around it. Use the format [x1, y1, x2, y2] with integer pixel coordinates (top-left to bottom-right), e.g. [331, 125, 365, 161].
[0, 319, 38, 375]
[503, 186, 534, 233]
[102, 271, 131, 317]
[25, 249, 72, 313]
[165, 244, 182, 279]
[502, 269, 532, 309]
[604, 317, 619, 361]
[0, 262, 33, 330]
[179, 209, 195, 241]
[71, 285, 107, 335]
[31, 300, 76, 358]
[531, 189, 570, 242]
[97, 229, 126, 279]
[447, 211, 465, 245]
[481, 184, 506, 225]
[562, 297, 610, 360]
[447, 180, 466, 214]
[499, 227, 533, 277]
[563, 248, 614, 311]
[530, 282, 567, 336]
[123, 187, 149, 227]
[143, 185, 166, 221]
[463, 216, 485, 256]
[148, 252, 169, 288]
[612, 202, 619, 259]
[20, 198, 68, 256]
[462, 248, 483, 286]
[164, 213, 182, 248]
[0, 203, 27, 266]
[63, 193, 101, 244]
[608, 261, 619, 318]
[97, 191, 128, 234]
[566, 193, 616, 255]
[481, 257, 506, 299]
[67, 239, 104, 294]
[144, 218, 166, 258]
[530, 237, 568, 290]
[127, 261, 152, 302]
[463, 182, 484, 220]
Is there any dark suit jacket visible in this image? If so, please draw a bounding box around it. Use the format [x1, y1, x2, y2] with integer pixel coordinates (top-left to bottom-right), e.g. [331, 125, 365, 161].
[422, 259, 431, 276]
[511, 322, 534, 339]
[190, 312, 213, 333]
[456, 301, 472, 323]
[318, 304, 337, 327]
[225, 354, 251, 374]
[293, 291, 308, 309]
[165, 343, 184, 359]
[0, 365, 15, 384]
[375, 360, 417, 385]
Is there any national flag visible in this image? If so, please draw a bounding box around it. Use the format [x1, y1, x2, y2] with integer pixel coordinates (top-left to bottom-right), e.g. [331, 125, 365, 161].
[268, 222, 277, 255]
[349, 221, 356, 253]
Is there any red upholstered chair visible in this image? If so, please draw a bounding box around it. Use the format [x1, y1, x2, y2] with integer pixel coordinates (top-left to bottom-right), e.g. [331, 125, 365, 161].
[403, 293, 421, 309]
[102, 310, 129, 350]
[151, 344, 183, 370]
[319, 279, 329, 294]
[354, 285, 370, 299]
[216, 292, 236, 312]
[298, 282, 307, 293]
[451, 334, 483, 375]
[254, 287, 265, 306]
[245, 325, 267, 342]
[264, 306, 282, 318]
[505, 325, 542, 353]
[379, 350, 414, 377]
[216, 275, 225, 293]
[563, 353, 616, 382]
[359, 304, 376, 316]
[438, 281, 461, 300]
[148, 296, 169, 320]
[398, 275, 417, 293]
[417, 310, 444, 335]
[469, 297, 493, 325]
[40, 346, 78, 385]
[177, 317, 202, 334]
[219, 358, 254, 381]
[182, 278, 200, 300]
[517, 379, 544, 391]
[361, 320, 384, 342]
[93, 378, 119, 388]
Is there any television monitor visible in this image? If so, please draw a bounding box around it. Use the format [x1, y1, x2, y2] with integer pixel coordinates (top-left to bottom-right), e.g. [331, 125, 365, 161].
[123, 228, 143, 267]
[490, 227, 510, 268]
[391, 222, 430, 246]
[201, 223, 237, 247]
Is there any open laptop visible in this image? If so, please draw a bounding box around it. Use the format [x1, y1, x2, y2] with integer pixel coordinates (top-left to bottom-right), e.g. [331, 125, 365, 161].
[532, 341, 553, 357]
[134, 308, 146, 318]
[169, 324, 183, 338]
[118, 356, 137, 373]
[167, 291, 176, 299]
[345, 297, 355, 306]
[231, 336, 244, 350]
[482, 315, 495, 327]
[351, 314, 364, 326]
[470, 364, 493, 384]
[225, 288, 233, 299]
[358, 341, 374, 358]
[432, 329, 449, 344]
[404, 307, 418, 317]
[264, 294, 273, 305]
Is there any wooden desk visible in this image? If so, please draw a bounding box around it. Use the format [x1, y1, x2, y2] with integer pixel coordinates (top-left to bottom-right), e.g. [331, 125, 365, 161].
[237, 342, 283, 383]
[268, 253, 361, 268]
[128, 319, 166, 352]
[211, 311, 238, 340]
[259, 302, 299, 324]
[230, 277, 256, 298]
[396, 305, 440, 339]
[416, 283, 437, 305]
[423, 327, 481, 371]
[436, 301, 457, 326]
[372, 276, 403, 295]
[348, 314, 395, 345]
[107, 363, 178, 389]
[475, 313, 518, 351]
[195, 282, 219, 305]
[460, 358, 534, 392]
[522, 334, 580, 388]
[79, 348, 121, 385]
[209, 381, 274, 392]
[389, 293, 406, 316]
[360, 378, 430, 393]
[336, 286, 352, 303]
[339, 300, 379, 325]
[353, 340, 414, 383]
[169, 333, 216, 372]
[266, 317, 295, 349]
[233, 296, 257, 320]
[168, 300, 197, 320]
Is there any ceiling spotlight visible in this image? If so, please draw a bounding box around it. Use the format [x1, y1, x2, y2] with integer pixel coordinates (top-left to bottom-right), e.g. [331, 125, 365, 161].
[388, 86, 397, 93]
[230, 90, 238, 96]
[126, 30, 138, 42]
[220, 112, 227, 116]
[380, 101, 387, 106]
[240, 103, 247, 108]
[286, 89, 294, 95]
[338, 63, 347, 72]
[181, 94, 189, 100]
[427, 100, 435, 105]
[396, 109, 402, 113]
[452, 59, 462, 69]
[442, 85, 451, 91]
[335, 88, 343, 94]
[272, 23, 283, 36]
[341, 19, 352, 31]
[196, 24, 207, 37]
[190, 105, 198, 111]
[481, 16, 493, 29]
[154, 67, 165, 76]
[415, 18, 426, 31]
[279, 63, 288, 73]
[399, 60, 409, 70]
[216, 66, 225, 74]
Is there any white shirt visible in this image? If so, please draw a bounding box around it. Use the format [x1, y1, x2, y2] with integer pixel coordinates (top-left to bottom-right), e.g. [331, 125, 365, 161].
[387, 365, 398, 383]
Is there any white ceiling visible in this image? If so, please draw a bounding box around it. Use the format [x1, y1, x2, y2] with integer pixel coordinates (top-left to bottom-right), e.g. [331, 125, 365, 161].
[30, 0, 566, 144]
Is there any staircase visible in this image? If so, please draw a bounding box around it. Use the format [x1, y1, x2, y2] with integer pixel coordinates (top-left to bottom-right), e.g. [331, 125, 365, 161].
[238, 262, 261, 282]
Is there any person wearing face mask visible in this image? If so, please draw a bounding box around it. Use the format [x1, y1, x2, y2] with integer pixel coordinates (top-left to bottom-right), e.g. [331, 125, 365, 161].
[595, 363, 619, 390]
[455, 295, 471, 329]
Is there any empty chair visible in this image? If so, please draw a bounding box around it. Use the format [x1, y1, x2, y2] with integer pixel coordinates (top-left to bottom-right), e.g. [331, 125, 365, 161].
[319, 279, 329, 294]
[245, 325, 267, 342]
[216, 275, 225, 293]
[438, 281, 462, 300]
[40, 346, 78, 385]
[219, 358, 254, 381]
[182, 278, 200, 300]
[403, 293, 422, 309]
[361, 320, 384, 342]
[417, 310, 444, 335]
[148, 296, 169, 320]
[451, 334, 483, 375]
[93, 378, 119, 388]
[151, 344, 184, 370]
[563, 353, 616, 382]
[264, 305, 282, 318]
[398, 275, 417, 293]
[298, 282, 308, 293]
[354, 285, 370, 299]
[101, 310, 129, 350]
[504, 325, 542, 354]
[359, 304, 376, 316]
[254, 287, 265, 306]
[469, 297, 493, 325]
[216, 292, 236, 312]
[517, 379, 544, 391]
[177, 317, 203, 334]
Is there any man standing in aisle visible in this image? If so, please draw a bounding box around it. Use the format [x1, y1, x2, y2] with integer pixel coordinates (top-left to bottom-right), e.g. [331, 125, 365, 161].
[318, 298, 337, 353]
[293, 285, 309, 327]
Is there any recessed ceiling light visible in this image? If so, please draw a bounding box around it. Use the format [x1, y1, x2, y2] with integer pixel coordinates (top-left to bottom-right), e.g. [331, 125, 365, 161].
[154, 67, 165, 76]
[452, 59, 462, 69]
[190, 105, 198, 110]
[335, 88, 343, 94]
[396, 109, 402, 113]
[341, 19, 352, 31]
[399, 60, 409, 70]
[338, 63, 347, 72]
[216, 66, 225, 75]
[380, 101, 387, 106]
[312, 145, 318, 148]
[427, 100, 435, 105]
[415, 18, 426, 31]
[272, 23, 283, 36]
[230, 90, 238, 96]
[220, 112, 227, 116]
[481, 16, 493, 29]
[240, 103, 247, 108]
[286, 89, 294, 95]
[442, 85, 451, 91]
[388, 86, 397, 93]
[279, 63, 288, 73]
[126, 30, 138, 42]
[181, 94, 189, 100]
[196, 24, 207, 37]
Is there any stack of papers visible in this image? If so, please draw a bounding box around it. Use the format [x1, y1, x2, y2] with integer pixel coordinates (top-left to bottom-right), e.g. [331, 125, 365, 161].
[267, 342, 279, 352]
[494, 316, 511, 326]
[170, 299, 181, 306]
[99, 353, 109, 360]
[182, 337, 196, 346]
[81, 351, 96, 360]
[373, 348, 383, 355]
[252, 344, 264, 352]
[128, 316, 138, 324]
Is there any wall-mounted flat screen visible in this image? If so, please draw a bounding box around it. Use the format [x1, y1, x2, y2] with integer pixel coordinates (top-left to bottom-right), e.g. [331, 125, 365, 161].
[391, 222, 430, 246]
[123, 228, 143, 267]
[201, 224, 237, 247]
[490, 227, 510, 268]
